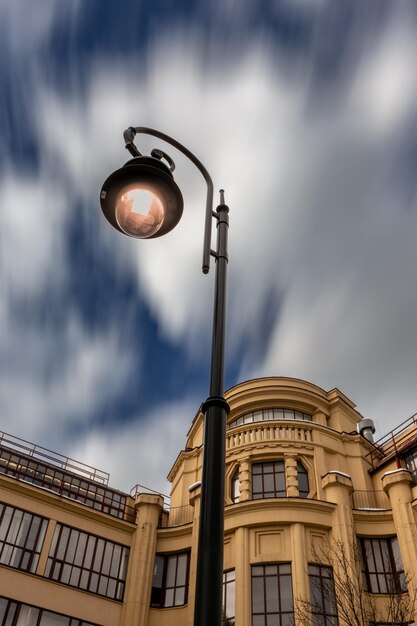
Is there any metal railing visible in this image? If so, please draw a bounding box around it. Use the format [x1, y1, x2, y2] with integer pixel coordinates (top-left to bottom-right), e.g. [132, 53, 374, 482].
[352, 489, 391, 510]
[0, 430, 109, 484]
[367, 412, 417, 469]
[0, 443, 136, 523]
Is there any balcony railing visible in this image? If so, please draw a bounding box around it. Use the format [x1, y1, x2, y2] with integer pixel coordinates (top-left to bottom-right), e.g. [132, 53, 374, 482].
[0, 439, 135, 523]
[352, 489, 391, 510]
[226, 421, 313, 451]
[0, 430, 109, 483]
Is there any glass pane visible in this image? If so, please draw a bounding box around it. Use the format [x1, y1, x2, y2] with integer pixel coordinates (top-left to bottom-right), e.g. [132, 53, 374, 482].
[70, 566, 81, 586]
[153, 555, 164, 588]
[164, 588, 174, 607]
[0, 507, 13, 541]
[174, 586, 185, 606]
[107, 578, 116, 598]
[83, 536, 95, 569]
[176, 553, 188, 586]
[39, 611, 70, 626]
[56, 527, 70, 560]
[274, 409, 284, 420]
[15, 605, 39, 626]
[98, 575, 108, 595]
[74, 533, 87, 567]
[61, 564, 71, 584]
[253, 476, 263, 494]
[266, 616, 279, 626]
[8, 510, 23, 543]
[93, 539, 105, 571]
[252, 566, 264, 575]
[252, 577, 265, 613]
[25, 517, 40, 550]
[0, 598, 8, 622]
[101, 543, 113, 575]
[166, 556, 177, 587]
[252, 615, 265, 626]
[264, 475, 274, 492]
[275, 474, 285, 494]
[66, 531, 80, 564]
[284, 410, 294, 420]
[253, 464, 262, 475]
[280, 564, 291, 574]
[110, 544, 122, 578]
[263, 463, 274, 473]
[280, 575, 293, 611]
[265, 575, 278, 612]
[225, 579, 235, 618]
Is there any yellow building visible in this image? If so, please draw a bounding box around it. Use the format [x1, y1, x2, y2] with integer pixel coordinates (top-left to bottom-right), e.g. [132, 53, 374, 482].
[1, 377, 417, 626]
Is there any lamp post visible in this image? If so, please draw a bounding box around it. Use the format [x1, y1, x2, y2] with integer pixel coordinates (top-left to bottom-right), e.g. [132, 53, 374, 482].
[100, 127, 230, 626]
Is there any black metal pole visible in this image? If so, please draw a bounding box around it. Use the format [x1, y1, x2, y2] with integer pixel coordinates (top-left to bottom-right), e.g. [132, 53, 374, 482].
[194, 192, 230, 626]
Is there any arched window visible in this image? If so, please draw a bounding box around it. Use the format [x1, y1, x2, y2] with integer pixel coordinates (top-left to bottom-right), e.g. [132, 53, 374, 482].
[297, 461, 309, 497]
[231, 469, 240, 503]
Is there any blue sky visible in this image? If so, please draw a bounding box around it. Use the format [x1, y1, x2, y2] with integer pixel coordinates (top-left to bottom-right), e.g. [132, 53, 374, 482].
[1, 0, 417, 496]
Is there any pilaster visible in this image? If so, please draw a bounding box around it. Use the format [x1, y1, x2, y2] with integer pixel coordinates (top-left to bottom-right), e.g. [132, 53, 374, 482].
[120, 493, 163, 626]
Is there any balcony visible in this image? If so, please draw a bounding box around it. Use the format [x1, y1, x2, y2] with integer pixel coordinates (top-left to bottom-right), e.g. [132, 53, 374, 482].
[0, 430, 135, 522]
[226, 421, 313, 451]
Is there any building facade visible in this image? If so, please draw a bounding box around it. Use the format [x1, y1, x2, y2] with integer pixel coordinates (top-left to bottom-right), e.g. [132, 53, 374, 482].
[1, 377, 417, 625]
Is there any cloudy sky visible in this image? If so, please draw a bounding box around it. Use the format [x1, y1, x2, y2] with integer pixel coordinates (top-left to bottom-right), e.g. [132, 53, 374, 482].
[1, 0, 417, 497]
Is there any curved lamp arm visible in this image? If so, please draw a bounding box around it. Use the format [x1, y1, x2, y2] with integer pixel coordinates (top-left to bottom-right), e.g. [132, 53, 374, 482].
[123, 126, 214, 274]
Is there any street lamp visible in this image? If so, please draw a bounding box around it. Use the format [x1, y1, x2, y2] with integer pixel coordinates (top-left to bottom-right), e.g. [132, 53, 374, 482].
[100, 127, 230, 626]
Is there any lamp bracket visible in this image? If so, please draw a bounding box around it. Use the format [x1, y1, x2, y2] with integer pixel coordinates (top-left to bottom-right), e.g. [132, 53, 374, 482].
[123, 126, 214, 274]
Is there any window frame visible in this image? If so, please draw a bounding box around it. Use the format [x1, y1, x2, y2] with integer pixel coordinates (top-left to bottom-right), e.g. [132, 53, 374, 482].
[45, 523, 130, 601]
[359, 536, 406, 595]
[229, 408, 312, 429]
[297, 461, 309, 498]
[151, 551, 190, 608]
[251, 562, 294, 626]
[0, 502, 48, 574]
[231, 469, 240, 504]
[308, 563, 339, 626]
[223, 569, 235, 625]
[252, 461, 286, 499]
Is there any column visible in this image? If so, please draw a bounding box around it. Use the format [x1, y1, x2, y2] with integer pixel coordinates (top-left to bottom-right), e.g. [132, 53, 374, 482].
[235, 526, 250, 626]
[285, 455, 299, 497]
[291, 523, 309, 607]
[120, 493, 163, 626]
[322, 471, 358, 626]
[382, 469, 417, 603]
[239, 458, 251, 502]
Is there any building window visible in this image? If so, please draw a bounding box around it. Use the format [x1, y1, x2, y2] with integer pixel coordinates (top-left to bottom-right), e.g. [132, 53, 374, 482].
[309, 564, 339, 626]
[252, 461, 286, 499]
[231, 469, 240, 503]
[404, 449, 417, 483]
[229, 408, 312, 429]
[360, 537, 406, 594]
[223, 570, 235, 625]
[0, 595, 100, 625]
[151, 552, 190, 608]
[0, 503, 47, 573]
[45, 523, 129, 601]
[297, 461, 309, 497]
[251, 563, 294, 626]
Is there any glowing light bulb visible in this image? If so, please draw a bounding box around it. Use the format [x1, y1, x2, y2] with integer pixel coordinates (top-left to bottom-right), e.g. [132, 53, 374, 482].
[115, 186, 165, 238]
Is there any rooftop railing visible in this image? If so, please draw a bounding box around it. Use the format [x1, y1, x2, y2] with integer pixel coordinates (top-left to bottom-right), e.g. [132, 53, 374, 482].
[0, 434, 136, 523]
[367, 412, 417, 469]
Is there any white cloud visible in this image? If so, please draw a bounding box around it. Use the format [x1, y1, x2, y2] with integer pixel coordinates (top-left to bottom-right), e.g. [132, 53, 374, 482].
[0, 313, 136, 443]
[69, 397, 198, 496]
[0, 0, 82, 56]
[2, 3, 417, 487]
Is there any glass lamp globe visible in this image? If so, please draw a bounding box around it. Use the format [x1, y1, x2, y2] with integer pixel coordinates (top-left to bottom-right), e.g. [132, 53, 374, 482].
[115, 185, 165, 238]
[100, 156, 183, 239]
